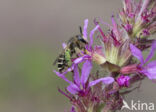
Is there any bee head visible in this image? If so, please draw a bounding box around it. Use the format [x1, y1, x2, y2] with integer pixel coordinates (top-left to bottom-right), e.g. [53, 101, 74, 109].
[76, 35, 88, 44]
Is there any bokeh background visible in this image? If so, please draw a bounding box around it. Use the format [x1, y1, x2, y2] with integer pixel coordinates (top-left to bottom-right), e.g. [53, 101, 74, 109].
[0, 0, 156, 112]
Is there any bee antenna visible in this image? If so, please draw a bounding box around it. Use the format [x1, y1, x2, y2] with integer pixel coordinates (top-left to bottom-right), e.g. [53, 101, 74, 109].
[79, 26, 82, 35]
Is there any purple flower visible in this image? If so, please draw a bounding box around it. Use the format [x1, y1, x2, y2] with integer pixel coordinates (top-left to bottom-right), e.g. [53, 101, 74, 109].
[111, 15, 121, 41]
[83, 19, 88, 40]
[130, 41, 156, 80]
[62, 42, 67, 49]
[70, 106, 76, 112]
[54, 60, 114, 95]
[83, 19, 100, 51]
[117, 75, 130, 87]
[120, 0, 156, 38]
[81, 19, 107, 65]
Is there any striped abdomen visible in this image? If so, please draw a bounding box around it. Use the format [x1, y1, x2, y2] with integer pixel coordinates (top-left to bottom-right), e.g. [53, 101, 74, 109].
[57, 54, 67, 73]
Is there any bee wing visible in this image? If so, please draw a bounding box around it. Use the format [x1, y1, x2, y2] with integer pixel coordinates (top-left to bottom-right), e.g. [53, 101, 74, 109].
[53, 49, 67, 65]
[53, 57, 59, 65]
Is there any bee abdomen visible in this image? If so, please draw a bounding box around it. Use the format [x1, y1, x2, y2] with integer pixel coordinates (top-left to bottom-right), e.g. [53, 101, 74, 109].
[58, 64, 65, 72]
[57, 54, 66, 73]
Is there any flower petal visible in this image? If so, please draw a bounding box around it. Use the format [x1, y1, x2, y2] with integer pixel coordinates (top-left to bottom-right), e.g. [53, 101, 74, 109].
[89, 25, 99, 49]
[94, 18, 107, 40]
[97, 17, 112, 28]
[111, 15, 120, 39]
[81, 60, 92, 88]
[117, 75, 130, 87]
[53, 70, 73, 84]
[73, 56, 84, 64]
[83, 19, 88, 40]
[62, 42, 67, 49]
[143, 61, 156, 79]
[70, 106, 76, 112]
[67, 84, 80, 94]
[89, 77, 114, 87]
[73, 55, 91, 65]
[130, 44, 144, 64]
[145, 41, 156, 63]
[146, 60, 156, 68]
[73, 64, 80, 86]
[60, 55, 91, 77]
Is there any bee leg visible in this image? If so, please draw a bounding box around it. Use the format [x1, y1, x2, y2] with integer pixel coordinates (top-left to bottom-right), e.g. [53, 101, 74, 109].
[75, 47, 81, 54]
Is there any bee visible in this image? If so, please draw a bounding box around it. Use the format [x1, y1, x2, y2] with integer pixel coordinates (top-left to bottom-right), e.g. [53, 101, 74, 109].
[53, 27, 88, 73]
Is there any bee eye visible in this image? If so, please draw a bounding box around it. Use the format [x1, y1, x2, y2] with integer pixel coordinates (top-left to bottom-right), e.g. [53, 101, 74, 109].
[77, 35, 82, 40]
[77, 35, 87, 44]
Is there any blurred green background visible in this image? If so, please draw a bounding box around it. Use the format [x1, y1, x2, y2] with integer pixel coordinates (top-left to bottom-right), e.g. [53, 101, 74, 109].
[0, 0, 155, 112]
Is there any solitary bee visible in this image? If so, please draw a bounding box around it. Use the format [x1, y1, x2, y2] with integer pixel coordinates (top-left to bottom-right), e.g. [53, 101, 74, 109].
[53, 27, 88, 73]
